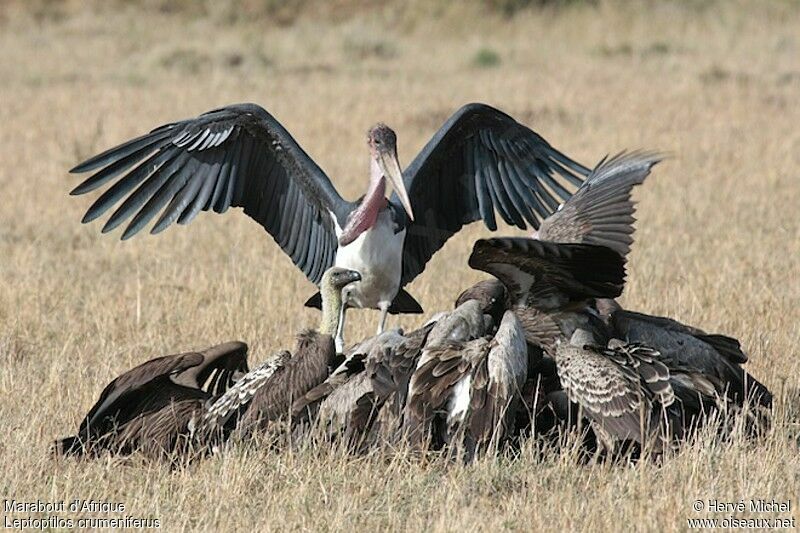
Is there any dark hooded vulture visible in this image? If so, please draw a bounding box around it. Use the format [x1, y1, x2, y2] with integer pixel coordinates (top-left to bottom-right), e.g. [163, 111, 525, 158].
[201, 267, 361, 438]
[53, 342, 248, 460]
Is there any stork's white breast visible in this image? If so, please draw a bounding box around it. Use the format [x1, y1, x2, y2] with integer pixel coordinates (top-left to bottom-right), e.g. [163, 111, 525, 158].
[332, 209, 405, 309]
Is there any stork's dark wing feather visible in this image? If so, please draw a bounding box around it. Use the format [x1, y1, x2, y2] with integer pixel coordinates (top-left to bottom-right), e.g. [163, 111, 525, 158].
[70, 104, 350, 285]
[393, 103, 590, 286]
[537, 152, 662, 258]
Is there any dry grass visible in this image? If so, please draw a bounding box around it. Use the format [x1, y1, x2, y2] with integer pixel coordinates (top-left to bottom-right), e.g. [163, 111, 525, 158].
[1, 1, 799, 531]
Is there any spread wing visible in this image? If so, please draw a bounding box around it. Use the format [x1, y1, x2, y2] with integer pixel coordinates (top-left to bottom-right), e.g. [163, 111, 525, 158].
[468, 238, 627, 306]
[70, 103, 351, 285]
[537, 152, 662, 258]
[56, 342, 248, 456]
[394, 103, 590, 286]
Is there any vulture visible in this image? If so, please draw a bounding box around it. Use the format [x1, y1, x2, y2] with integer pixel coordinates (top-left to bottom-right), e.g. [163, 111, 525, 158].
[467, 149, 773, 452]
[53, 341, 248, 460]
[201, 267, 362, 438]
[404, 308, 528, 461]
[290, 279, 509, 454]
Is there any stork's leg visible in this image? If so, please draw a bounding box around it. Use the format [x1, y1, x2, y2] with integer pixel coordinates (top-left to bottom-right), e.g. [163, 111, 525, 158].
[377, 301, 390, 334]
[335, 304, 348, 354]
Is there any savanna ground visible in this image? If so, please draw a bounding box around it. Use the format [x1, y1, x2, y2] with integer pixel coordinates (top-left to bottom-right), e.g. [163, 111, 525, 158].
[0, 0, 799, 531]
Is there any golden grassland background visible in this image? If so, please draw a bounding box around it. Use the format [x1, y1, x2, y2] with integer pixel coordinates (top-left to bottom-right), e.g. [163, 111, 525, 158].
[0, 1, 798, 530]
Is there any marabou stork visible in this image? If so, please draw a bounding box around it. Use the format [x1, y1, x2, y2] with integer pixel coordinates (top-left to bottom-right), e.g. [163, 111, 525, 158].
[69, 102, 589, 350]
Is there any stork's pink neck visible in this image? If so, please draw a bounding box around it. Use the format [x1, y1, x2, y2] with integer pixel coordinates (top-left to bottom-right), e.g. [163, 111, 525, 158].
[339, 174, 387, 246]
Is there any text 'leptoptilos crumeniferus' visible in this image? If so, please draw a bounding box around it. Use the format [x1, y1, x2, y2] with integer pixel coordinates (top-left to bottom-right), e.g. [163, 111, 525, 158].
[70, 102, 590, 350]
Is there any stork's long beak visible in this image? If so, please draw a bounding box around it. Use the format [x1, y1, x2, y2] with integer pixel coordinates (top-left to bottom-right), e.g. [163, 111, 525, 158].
[378, 149, 414, 221]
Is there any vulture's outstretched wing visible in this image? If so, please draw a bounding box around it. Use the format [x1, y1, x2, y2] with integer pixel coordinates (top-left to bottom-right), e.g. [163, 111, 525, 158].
[393, 103, 590, 286]
[55, 341, 248, 456]
[70, 104, 351, 285]
[537, 152, 662, 258]
[468, 238, 626, 306]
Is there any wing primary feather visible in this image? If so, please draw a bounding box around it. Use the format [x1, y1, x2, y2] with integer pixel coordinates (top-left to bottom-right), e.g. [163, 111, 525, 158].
[310, 215, 334, 284]
[481, 132, 523, 227]
[470, 138, 496, 231]
[496, 153, 545, 224]
[503, 139, 560, 211]
[282, 181, 304, 253]
[481, 148, 515, 227]
[99, 152, 188, 233]
[548, 159, 586, 189]
[498, 157, 536, 228]
[179, 160, 220, 224]
[294, 207, 313, 272]
[121, 158, 199, 239]
[485, 133, 528, 229]
[254, 156, 282, 231]
[246, 140, 276, 215]
[231, 134, 254, 206]
[304, 223, 320, 281]
[81, 150, 174, 224]
[209, 136, 240, 212]
[536, 163, 575, 203]
[70, 129, 173, 176]
[214, 135, 251, 214]
[280, 177, 303, 250]
[547, 148, 592, 178]
[152, 166, 207, 234]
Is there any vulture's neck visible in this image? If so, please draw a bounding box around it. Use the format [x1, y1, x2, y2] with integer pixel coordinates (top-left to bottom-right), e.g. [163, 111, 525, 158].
[319, 284, 343, 337]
